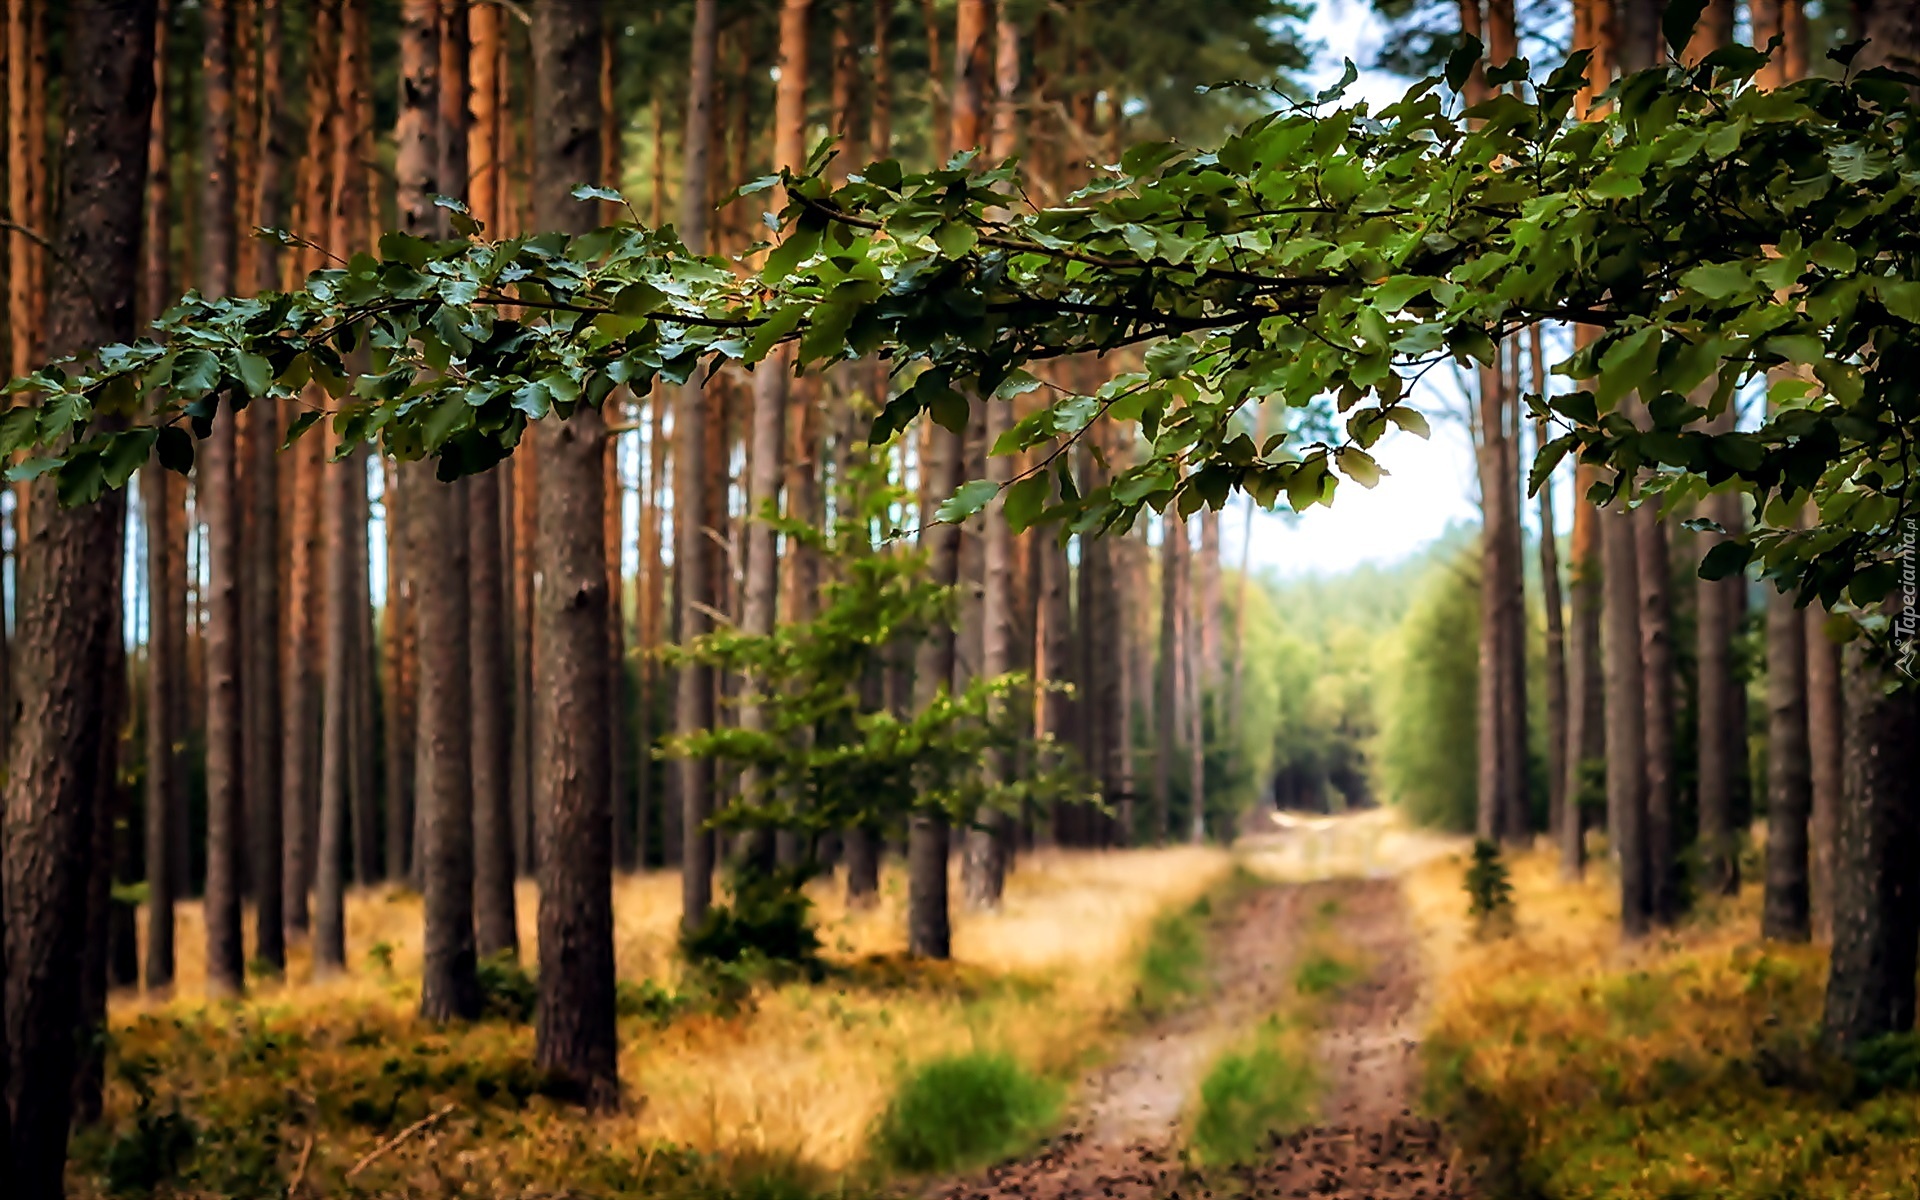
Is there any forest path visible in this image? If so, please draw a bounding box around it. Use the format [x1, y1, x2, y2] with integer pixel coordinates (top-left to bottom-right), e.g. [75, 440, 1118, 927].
[931, 830, 1476, 1200]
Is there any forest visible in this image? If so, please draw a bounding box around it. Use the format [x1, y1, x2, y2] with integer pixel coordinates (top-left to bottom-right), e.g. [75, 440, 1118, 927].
[0, 0, 1915, 1197]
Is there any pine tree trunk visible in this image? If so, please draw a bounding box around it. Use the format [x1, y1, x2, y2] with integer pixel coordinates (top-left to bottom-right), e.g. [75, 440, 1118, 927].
[281, 0, 338, 944]
[529, 0, 618, 1107]
[382, 461, 417, 882]
[75, 508, 130, 1125]
[1536, 414, 1568, 849]
[2, 2, 152, 1191]
[243, 0, 287, 977]
[397, 0, 480, 1022]
[1695, 483, 1744, 896]
[1474, 365, 1508, 842]
[1636, 503, 1678, 924]
[1821, 634, 1919, 1050]
[737, 0, 808, 875]
[1805, 610, 1842, 940]
[1154, 512, 1182, 845]
[676, 0, 720, 932]
[1602, 498, 1649, 937]
[200, 0, 248, 997]
[315, 0, 370, 971]
[1562, 408, 1604, 875]
[1762, 586, 1812, 941]
[461, 0, 516, 956]
[141, 0, 183, 991]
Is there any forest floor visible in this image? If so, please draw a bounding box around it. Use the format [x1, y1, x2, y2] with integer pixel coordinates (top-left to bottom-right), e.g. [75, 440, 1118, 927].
[932, 813, 1477, 1200]
[76, 812, 1919, 1199]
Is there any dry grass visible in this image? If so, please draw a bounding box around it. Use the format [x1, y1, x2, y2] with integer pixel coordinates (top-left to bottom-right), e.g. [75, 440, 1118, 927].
[85, 846, 1230, 1198]
[1407, 840, 1920, 1199]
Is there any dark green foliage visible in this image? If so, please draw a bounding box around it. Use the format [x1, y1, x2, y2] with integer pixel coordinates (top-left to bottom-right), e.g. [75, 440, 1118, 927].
[1464, 840, 1515, 936]
[870, 1053, 1062, 1173]
[1850, 1033, 1920, 1098]
[680, 866, 825, 979]
[97, 1054, 197, 1197]
[475, 950, 539, 1023]
[11, 49, 1916, 648]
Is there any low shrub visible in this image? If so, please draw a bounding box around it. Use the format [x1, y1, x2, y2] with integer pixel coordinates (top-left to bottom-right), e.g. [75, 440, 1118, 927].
[475, 950, 538, 1023]
[1189, 1017, 1316, 1164]
[870, 1051, 1062, 1173]
[682, 866, 824, 979]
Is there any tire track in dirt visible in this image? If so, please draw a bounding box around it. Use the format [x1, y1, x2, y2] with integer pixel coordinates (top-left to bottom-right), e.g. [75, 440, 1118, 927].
[932, 876, 1476, 1200]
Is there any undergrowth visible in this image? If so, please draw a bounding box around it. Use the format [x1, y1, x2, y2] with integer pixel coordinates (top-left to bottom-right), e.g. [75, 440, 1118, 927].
[1410, 846, 1920, 1199]
[869, 1052, 1062, 1173]
[76, 847, 1234, 1197]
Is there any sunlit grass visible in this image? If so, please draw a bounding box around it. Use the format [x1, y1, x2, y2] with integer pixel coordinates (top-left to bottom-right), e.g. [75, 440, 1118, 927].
[85, 845, 1231, 1197]
[1407, 839, 1920, 1199]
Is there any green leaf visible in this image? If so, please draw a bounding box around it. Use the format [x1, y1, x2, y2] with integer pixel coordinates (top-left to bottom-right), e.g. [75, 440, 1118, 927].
[102, 428, 157, 489]
[1680, 262, 1752, 300]
[156, 425, 195, 474]
[234, 351, 274, 398]
[933, 221, 978, 258]
[1384, 407, 1431, 439]
[1445, 36, 1485, 94]
[173, 349, 223, 398]
[1003, 475, 1049, 533]
[1144, 338, 1197, 380]
[1827, 143, 1890, 184]
[1333, 447, 1382, 488]
[1529, 434, 1575, 495]
[746, 305, 807, 363]
[571, 183, 625, 205]
[1877, 280, 1920, 323]
[280, 410, 324, 451]
[935, 478, 998, 524]
[1662, 0, 1709, 56]
[1698, 538, 1751, 581]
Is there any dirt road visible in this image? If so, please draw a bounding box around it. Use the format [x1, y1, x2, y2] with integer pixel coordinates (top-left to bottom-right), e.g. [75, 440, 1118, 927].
[933, 874, 1476, 1200]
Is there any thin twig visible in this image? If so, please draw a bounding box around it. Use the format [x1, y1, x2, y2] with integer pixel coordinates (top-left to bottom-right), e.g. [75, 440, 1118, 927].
[286, 1133, 315, 1199]
[344, 1103, 455, 1179]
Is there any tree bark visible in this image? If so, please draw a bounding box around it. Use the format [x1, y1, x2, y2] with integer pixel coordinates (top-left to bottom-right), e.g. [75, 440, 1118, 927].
[315, 0, 371, 973]
[964, 4, 1021, 900]
[2, 2, 152, 1192]
[1806, 609, 1842, 940]
[677, 0, 720, 932]
[1821, 632, 1919, 1050]
[737, 0, 809, 874]
[1696, 483, 1744, 897]
[141, 0, 182, 991]
[1602, 498, 1650, 937]
[200, 0, 248, 997]
[1763, 587, 1812, 941]
[281, 0, 337, 944]
[382, 462, 417, 882]
[1636, 501, 1678, 925]
[530, 0, 618, 1107]
[1535, 347, 1568, 848]
[1154, 512, 1183, 845]
[243, 0, 287, 979]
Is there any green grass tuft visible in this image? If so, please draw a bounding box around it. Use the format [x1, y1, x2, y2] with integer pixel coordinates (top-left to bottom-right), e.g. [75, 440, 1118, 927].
[870, 1051, 1062, 1173]
[1189, 1017, 1316, 1164]
[1134, 907, 1208, 1016]
[1293, 949, 1359, 998]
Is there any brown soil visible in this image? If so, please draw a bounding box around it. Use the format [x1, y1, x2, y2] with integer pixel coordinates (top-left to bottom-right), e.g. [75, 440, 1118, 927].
[932, 876, 1476, 1200]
